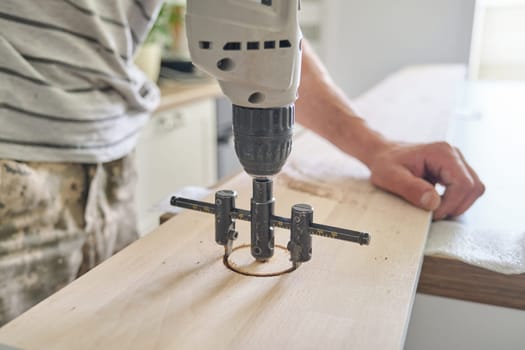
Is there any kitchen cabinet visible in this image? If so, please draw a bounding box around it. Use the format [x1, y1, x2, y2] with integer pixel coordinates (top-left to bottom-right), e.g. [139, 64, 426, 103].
[135, 98, 217, 235]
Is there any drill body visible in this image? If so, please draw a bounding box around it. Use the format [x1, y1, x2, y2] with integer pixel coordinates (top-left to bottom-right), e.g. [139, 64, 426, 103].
[178, 1, 370, 265]
[186, 0, 302, 178]
[171, 0, 370, 269]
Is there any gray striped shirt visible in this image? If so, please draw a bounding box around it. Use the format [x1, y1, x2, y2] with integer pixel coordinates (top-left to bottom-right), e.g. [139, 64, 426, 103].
[0, 0, 163, 163]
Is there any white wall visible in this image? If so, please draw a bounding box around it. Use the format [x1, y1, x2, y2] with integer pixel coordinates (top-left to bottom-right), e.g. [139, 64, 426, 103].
[470, 1, 525, 79]
[321, 0, 476, 97]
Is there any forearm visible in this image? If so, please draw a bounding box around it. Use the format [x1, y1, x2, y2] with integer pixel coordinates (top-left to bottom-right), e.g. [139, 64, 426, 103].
[296, 42, 484, 218]
[296, 42, 390, 167]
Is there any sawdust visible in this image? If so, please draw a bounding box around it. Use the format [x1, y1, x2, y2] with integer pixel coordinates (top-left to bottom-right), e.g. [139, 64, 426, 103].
[278, 159, 376, 204]
[275, 131, 376, 204]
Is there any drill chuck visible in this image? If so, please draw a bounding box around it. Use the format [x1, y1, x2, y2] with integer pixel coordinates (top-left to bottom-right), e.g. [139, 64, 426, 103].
[232, 105, 294, 177]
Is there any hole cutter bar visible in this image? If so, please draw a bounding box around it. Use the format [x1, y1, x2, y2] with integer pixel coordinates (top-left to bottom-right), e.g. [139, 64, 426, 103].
[171, 178, 371, 269]
[182, 0, 371, 270]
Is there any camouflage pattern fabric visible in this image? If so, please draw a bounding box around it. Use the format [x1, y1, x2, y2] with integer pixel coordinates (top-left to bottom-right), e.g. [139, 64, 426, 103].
[0, 155, 138, 326]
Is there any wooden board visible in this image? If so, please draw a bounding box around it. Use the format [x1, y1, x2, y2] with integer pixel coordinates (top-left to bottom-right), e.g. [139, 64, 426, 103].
[0, 143, 431, 350]
[0, 66, 465, 350]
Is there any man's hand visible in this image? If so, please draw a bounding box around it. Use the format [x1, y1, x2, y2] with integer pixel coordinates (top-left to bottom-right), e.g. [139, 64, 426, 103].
[296, 41, 485, 219]
[367, 141, 485, 220]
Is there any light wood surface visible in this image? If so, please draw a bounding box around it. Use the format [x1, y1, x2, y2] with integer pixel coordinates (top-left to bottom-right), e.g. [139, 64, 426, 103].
[0, 66, 465, 350]
[157, 80, 222, 112]
[418, 256, 525, 310]
[0, 67, 515, 349]
[0, 164, 430, 350]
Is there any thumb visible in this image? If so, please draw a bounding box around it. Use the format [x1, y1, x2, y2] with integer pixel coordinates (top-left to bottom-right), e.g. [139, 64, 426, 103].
[372, 166, 441, 211]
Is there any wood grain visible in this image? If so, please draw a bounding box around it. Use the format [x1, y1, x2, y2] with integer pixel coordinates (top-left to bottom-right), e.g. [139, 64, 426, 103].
[0, 66, 466, 350]
[0, 140, 431, 350]
[418, 256, 525, 310]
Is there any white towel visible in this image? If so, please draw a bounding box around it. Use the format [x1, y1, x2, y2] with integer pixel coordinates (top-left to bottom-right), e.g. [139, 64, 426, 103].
[426, 221, 525, 275]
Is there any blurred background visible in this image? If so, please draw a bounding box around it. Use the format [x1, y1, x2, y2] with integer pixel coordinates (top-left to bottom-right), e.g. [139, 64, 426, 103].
[136, 0, 525, 95]
[322, 0, 525, 97]
[133, 2, 525, 348]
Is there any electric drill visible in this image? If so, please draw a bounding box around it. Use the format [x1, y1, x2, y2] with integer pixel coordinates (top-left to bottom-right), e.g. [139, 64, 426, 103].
[186, 0, 301, 260]
[171, 0, 369, 268]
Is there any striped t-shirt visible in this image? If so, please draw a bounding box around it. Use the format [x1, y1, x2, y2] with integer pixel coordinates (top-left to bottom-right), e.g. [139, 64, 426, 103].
[0, 0, 163, 163]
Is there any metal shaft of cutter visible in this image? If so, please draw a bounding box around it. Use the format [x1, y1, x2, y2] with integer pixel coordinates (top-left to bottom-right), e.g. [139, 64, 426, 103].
[251, 178, 275, 260]
[170, 197, 370, 245]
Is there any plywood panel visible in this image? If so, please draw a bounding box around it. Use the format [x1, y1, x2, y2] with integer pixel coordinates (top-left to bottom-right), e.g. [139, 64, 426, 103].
[0, 141, 431, 350]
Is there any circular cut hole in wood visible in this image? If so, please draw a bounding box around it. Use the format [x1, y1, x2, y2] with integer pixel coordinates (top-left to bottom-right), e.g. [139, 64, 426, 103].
[224, 244, 297, 277]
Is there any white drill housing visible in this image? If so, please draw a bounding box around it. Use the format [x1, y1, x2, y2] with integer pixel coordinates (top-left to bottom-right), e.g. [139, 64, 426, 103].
[186, 0, 302, 109]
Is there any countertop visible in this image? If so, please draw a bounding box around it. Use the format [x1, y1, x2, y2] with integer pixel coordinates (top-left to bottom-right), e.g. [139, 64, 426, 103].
[157, 79, 222, 112]
[1, 66, 522, 349]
